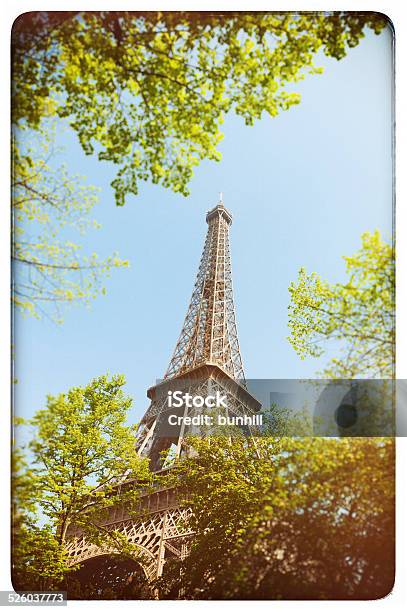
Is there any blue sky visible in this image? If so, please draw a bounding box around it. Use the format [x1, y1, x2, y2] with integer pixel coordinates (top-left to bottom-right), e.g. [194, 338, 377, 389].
[14, 26, 393, 428]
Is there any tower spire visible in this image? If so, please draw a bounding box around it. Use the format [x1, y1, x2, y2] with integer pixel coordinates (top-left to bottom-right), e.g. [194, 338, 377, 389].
[164, 198, 245, 384]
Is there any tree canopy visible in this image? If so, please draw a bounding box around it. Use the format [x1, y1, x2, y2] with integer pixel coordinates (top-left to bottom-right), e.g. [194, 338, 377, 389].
[12, 374, 153, 590]
[288, 230, 394, 378]
[12, 449, 72, 591]
[12, 11, 387, 205]
[11, 11, 388, 318]
[157, 435, 394, 600]
[12, 126, 128, 320]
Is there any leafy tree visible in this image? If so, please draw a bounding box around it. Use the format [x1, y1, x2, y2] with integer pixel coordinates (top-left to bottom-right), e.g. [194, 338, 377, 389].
[157, 436, 394, 600]
[288, 231, 394, 378]
[11, 12, 387, 317]
[12, 127, 128, 321]
[12, 374, 153, 591]
[12, 11, 387, 205]
[12, 448, 73, 590]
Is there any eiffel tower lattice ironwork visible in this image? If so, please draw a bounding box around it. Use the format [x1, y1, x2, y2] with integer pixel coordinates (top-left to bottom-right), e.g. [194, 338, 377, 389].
[65, 197, 261, 590]
[164, 195, 245, 383]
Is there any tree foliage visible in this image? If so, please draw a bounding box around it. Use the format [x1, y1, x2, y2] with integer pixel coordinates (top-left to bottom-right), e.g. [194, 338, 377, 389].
[157, 436, 394, 600]
[12, 11, 387, 205]
[12, 449, 73, 590]
[288, 231, 394, 377]
[12, 374, 153, 590]
[12, 127, 128, 321]
[11, 12, 387, 316]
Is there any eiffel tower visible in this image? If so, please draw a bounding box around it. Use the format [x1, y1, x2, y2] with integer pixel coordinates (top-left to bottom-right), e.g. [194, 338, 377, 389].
[66, 196, 261, 589]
